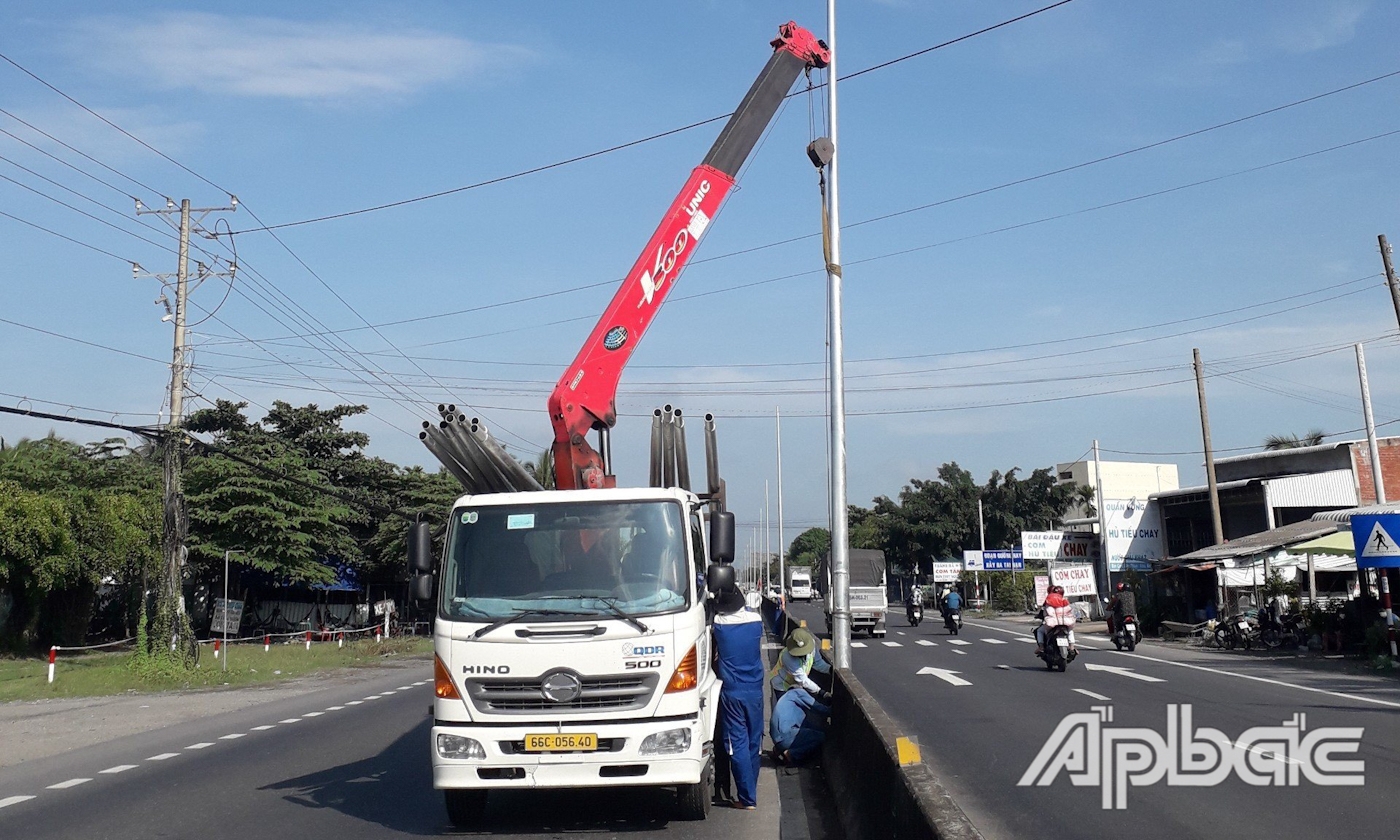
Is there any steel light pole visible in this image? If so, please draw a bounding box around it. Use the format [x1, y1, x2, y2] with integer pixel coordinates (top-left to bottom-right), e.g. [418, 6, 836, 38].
[223, 549, 246, 673]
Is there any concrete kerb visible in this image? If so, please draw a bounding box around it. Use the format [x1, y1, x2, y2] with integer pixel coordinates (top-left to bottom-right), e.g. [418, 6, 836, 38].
[823, 668, 982, 840]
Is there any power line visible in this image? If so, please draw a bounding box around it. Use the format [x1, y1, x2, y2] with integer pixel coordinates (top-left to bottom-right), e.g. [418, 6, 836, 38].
[0, 208, 133, 261]
[217, 1, 1079, 235]
[0, 316, 168, 364]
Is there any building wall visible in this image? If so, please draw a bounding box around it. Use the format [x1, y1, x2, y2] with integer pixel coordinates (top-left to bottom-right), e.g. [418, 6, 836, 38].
[1349, 438, 1400, 505]
[1055, 460, 1179, 521]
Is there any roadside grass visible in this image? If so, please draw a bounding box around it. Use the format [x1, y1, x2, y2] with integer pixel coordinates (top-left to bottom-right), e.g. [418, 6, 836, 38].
[0, 636, 432, 703]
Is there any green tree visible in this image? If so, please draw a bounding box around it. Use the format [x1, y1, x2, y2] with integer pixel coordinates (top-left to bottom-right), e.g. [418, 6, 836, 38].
[787, 527, 830, 567]
[1264, 430, 1325, 450]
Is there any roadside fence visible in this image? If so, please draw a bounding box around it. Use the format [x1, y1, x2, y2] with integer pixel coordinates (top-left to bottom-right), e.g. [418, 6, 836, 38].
[48, 637, 136, 684]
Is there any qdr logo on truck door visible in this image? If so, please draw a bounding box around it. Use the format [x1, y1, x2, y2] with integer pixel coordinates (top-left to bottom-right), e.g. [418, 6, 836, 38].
[636, 180, 712, 309]
[622, 642, 664, 670]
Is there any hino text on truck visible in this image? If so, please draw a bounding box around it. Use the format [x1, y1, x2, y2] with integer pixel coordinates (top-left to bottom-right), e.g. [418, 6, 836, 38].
[404, 23, 830, 828]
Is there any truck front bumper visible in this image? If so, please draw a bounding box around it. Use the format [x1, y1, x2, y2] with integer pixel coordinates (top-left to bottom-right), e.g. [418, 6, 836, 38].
[431, 717, 708, 790]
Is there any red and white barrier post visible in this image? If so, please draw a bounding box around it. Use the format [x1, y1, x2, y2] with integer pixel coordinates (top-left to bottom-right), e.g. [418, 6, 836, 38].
[304, 630, 311, 651]
[47, 646, 56, 684]
[213, 639, 221, 659]
[337, 632, 344, 649]
[264, 635, 270, 652]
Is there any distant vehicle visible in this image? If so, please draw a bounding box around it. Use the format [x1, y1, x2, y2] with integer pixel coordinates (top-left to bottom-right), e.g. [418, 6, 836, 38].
[818, 549, 887, 638]
[788, 568, 814, 602]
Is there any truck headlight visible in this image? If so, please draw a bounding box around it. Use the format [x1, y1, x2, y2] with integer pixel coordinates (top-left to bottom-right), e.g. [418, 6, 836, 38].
[640, 727, 692, 756]
[437, 733, 486, 760]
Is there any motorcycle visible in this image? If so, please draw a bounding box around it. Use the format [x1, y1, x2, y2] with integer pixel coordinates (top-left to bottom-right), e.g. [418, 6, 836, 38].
[1261, 611, 1307, 649]
[907, 601, 923, 627]
[1038, 624, 1077, 672]
[944, 609, 962, 635]
[1110, 614, 1142, 652]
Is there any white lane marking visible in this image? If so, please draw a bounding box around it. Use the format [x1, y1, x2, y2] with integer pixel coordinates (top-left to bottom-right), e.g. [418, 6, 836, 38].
[982, 639, 1008, 645]
[346, 700, 363, 705]
[146, 753, 180, 761]
[964, 619, 1400, 710]
[325, 706, 344, 711]
[953, 649, 968, 655]
[916, 640, 937, 647]
[47, 778, 91, 789]
[100, 765, 138, 774]
[251, 725, 276, 731]
[917, 667, 972, 687]
[279, 719, 302, 724]
[302, 711, 325, 717]
[396, 685, 412, 690]
[1083, 663, 1166, 683]
[896, 632, 906, 636]
[0, 796, 35, 809]
[1073, 688, 1113, 701]
[1014, 637, 1036, 643]
[219, 733, 246, 740]
[851, 642, 868, 648]
[363, 695, 382, 700]
[186, 742, 214, 750]
[947, 639, 971, 646]
[882, 641, 902, 647]
[996, 664, 1011, 670]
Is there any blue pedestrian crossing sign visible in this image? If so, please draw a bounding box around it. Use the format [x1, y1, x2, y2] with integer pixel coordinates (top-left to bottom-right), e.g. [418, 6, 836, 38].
[1351, 513, 1400, 569]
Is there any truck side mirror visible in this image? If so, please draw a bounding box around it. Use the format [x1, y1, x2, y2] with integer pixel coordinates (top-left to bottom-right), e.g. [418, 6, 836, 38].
[410, 573, 436, 603]
[407, 521, 434, 574]
[709, 512, 735, 563]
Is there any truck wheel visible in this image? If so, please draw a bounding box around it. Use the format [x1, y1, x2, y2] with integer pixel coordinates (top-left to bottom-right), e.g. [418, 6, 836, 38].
[676, 763, 712, 821]
[444, 789, 487, 829]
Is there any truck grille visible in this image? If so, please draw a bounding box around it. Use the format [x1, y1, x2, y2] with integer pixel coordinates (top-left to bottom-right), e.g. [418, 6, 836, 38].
[465, 672, 659, 715]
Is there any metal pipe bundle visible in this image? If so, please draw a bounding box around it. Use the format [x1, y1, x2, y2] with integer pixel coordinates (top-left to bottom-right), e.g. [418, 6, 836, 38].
[418, 408, 543, 494]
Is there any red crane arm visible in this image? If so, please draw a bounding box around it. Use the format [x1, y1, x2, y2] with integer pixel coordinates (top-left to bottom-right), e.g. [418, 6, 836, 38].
[548, 22, 829, 490]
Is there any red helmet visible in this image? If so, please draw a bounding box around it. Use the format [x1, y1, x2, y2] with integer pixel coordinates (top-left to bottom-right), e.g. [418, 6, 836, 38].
[1116, 582, 1127, 592]
[1049, 585, 1064, 595]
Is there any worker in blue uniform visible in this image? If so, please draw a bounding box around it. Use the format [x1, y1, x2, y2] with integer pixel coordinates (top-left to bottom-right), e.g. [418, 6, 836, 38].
[711, 581, 766, 810]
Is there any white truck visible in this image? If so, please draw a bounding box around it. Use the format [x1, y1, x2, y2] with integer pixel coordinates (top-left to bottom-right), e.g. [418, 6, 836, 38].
[788, 567, 814, 602]
[820, 549, 888, 638]
[406, 23, 831, 829]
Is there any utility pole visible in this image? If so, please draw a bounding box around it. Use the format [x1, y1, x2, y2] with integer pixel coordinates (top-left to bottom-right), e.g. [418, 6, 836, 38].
[136, 196, 236, 658]
[764, 481, 771, 590]
[1356, 342, 1386, 504]
[1092, 440, 1111, 596]
[776, 407, 785, 607]
[1192, 349, 1225, 546]
[1379, 235, 1400, 330]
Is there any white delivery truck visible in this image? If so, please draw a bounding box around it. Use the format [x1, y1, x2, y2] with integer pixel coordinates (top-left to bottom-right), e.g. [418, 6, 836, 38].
[788, 567, 814, 602]
[405, 23, 831, 830]
[819, 549, 888, 638]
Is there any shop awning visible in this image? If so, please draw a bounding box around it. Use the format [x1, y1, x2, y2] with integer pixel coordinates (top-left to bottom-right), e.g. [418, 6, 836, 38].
[1292, 531, 1355, 557]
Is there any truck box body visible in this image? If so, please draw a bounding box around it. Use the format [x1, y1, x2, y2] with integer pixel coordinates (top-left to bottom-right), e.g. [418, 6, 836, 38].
[818, 549, 888, 637]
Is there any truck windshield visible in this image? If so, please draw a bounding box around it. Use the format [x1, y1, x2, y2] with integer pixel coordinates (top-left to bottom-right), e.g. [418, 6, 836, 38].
[442, 500, 691, 621]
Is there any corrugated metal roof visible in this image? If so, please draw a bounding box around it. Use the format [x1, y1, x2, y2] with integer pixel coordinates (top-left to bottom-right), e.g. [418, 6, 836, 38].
[1172, 519, 1339, 562]
[1262, 470, 1357, 507]
[1151, 478, 1255, 501]
[1212, 442, 1346, 465]
[1311, 504, 1400, 523]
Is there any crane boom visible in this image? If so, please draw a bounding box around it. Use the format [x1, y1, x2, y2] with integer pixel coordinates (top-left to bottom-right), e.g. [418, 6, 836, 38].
[549, 21, 829, 490]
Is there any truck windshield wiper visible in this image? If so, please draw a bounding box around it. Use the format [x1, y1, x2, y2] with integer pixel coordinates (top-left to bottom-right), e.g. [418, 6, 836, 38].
[537, 595, 650, 634]
[472, 608, 595, 639]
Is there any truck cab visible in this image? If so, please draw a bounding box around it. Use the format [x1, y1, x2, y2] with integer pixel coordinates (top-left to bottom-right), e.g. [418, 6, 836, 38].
[414, 487, 732, 827]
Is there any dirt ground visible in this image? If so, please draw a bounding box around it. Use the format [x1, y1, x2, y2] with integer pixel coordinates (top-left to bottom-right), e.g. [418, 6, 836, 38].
[0, 659, 425, 769]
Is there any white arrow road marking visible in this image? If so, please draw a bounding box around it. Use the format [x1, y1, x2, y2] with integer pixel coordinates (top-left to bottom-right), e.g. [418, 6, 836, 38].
[0, 796, 35, 809]
[916, 640, 937, 646]
[882, 641, 902, 647]
[1073, 688, 1112, 701]
[146, 753, 180, 761]
[948, 639, 971, 646]
[982, 639, 1008, 645]
[917, 667, 972, 686]
[851, 642, 868, 648]
[100, 765, 138, 774]
[1083, 663, 1165, 683]
[47, 778, 91, 789]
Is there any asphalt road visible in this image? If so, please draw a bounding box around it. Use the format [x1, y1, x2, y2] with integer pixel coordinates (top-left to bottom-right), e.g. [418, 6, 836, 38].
[786, 601, 1400, 840]
[0, 663, 770, 839]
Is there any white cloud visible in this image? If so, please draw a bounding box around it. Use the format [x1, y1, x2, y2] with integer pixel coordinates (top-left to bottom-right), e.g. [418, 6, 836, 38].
[69, 12, 534, 101]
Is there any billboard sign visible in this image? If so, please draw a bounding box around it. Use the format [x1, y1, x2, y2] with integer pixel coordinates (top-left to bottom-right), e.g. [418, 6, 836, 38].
[1049, 563, 1098, 597]
[931, 562, 962, 583]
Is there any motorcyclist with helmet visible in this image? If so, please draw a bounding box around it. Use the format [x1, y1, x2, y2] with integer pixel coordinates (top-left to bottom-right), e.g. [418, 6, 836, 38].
[1034, 585, 1077, 655]
[1107, 581, 1137, 637]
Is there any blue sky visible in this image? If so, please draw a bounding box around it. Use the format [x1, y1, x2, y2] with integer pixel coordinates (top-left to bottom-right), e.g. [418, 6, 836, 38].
[3, 1, 1399, 555]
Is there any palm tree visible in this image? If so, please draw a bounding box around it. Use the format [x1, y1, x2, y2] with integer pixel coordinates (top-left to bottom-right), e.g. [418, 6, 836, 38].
[1263, 429, 1326, 451]
[528, 448, 556, 490]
